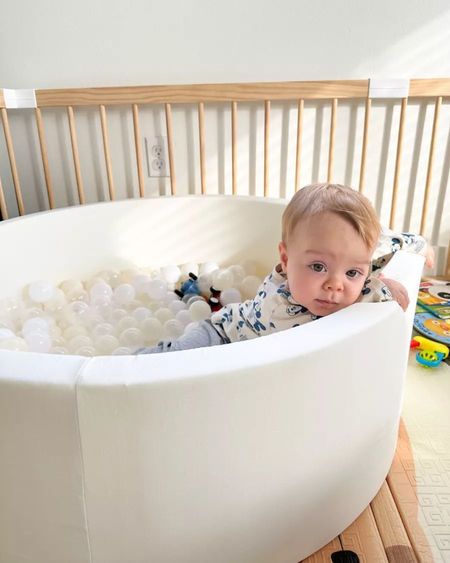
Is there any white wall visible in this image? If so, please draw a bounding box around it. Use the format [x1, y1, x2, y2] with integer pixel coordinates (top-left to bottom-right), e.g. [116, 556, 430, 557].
[1, 0, 450, 88]
[1, 0, 450, 272]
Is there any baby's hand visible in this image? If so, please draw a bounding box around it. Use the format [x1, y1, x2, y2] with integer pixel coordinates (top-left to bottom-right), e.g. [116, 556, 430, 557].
[379, 274, 410, 311]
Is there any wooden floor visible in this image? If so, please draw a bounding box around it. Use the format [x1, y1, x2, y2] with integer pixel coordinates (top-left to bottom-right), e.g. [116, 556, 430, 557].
[302, 421, 430, 562]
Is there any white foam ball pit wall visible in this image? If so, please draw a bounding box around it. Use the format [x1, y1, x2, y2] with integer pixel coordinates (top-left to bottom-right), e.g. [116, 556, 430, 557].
[0, 196, 423, 563]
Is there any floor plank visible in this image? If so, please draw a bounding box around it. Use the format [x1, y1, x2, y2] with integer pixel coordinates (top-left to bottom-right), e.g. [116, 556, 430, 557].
[339, 505, 388, 562]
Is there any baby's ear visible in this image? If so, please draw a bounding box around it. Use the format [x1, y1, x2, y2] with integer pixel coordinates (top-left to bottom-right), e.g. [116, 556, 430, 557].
[278, 241, 288, 272]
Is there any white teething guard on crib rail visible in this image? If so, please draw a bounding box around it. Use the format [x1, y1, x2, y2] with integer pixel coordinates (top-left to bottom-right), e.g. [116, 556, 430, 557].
[2, 89, 37, 108]
[369, 79, 409, 99]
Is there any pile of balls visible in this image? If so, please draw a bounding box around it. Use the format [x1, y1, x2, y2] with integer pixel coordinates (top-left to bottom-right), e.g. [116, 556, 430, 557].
[0, 260, 263, 356]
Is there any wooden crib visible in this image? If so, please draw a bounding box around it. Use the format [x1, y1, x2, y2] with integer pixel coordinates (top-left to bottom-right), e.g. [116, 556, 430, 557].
[0, 78, 449, 276]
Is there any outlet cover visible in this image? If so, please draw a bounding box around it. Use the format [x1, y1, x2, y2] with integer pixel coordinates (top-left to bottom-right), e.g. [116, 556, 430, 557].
[145, 135, 169, 177]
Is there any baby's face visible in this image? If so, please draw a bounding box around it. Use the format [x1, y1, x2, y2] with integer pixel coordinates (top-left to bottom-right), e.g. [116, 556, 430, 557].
[279, 212, 373, 316]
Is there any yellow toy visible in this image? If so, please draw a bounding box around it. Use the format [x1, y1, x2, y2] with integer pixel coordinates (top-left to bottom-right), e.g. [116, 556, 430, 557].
[410, 335, 449, 368]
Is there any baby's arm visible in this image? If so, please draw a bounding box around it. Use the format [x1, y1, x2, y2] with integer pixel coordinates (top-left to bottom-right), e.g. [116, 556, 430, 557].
[358, 273, 409, 311]
[372, 227, 432, 271]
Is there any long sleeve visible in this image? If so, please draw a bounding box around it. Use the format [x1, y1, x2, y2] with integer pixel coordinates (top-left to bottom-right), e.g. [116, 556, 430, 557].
[371, 227, 428, 272]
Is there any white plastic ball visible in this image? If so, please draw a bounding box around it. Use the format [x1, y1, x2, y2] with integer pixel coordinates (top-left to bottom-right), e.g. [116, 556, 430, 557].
[0, 328, 15, 340]
[69, 335, 93, 351]
[132, 307, 152, 323]
[64, 325, 88, 340]
[163, 319, 184, 338]
[212, 269, 234, 291]
[169, 300, 187, 314]
[145, 279, 168, 302]
[154, 307, 173, 324]
[28, 281, 55, 304]
[24, 331, 52, 353]
[95, 334, 120, 354]
[22, 317, 49, 335]
[200, 261, 219, 275]
[67, 301, 90, 317]
[131, 274, 152, 294]
[0, 337, 28, 351]
[119, 327, 144, 347]
[161, 265, 181, 284]
[96, 269, 120, 287]
[220, 288, 242, 306]
[189, 300, 212, 321]
[75, 346, 96, 357]
[50, 346, 68, 355]
[90, 281, 113, 301]
[44, 288, 67, 313]
[140, 318, 163, 341]
[116, 316, 137, 333]
[228, 264, 246, 286]
[164, 291, 179, 305]
[113, 284, 136, 305]
[175, 309, 192, 327]
[111, 347, 132, 355]
[92, 323, 115, 338]
[240, 275, 262, 299]
[119, 269, 141, 285]
[197, 273, 213, 295]
[111, 308, 127, 323]
[60, 279, 84, 295]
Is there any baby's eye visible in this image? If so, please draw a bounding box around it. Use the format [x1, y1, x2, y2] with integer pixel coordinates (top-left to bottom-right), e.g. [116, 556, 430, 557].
[309, 263, 326, 273]
[346, 269, 361, 279]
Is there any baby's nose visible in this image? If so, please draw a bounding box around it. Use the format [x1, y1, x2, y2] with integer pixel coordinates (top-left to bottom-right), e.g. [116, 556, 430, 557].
[325, 275, 344, 291]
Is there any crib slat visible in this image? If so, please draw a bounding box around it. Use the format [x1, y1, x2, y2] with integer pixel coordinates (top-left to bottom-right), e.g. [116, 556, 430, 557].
[1, 108, 25, 215]
[165, 103, 177, 196]
[446, 242, 450, 279]
[99, 105, 116, 201]
[0, 174, 8, 219]
[359, 97, 371, 193]
[231, 101, 238, 196]
[132, 104, 145, 198]
[35, 108, 55, 209]
[264, 100, 270, 197]
[295, 99, 304, 191]
[327, 98, 337, 183]
[198, 102, 207, 195]
[390, 97, 407, 229]
[67, 106, 86, 205]
[420, 96, 442, 235]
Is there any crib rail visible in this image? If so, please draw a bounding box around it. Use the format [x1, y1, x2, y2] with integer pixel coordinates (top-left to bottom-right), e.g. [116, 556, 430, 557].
[1, 78, 449, 275]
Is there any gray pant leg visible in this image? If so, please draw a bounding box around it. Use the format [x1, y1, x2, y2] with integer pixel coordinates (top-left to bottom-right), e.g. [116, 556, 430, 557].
[136, 320, 229, 354]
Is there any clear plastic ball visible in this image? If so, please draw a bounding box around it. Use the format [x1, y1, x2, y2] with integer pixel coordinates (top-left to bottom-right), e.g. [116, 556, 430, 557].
[240, 275, 262, 299]
[119, 269, 141, 285]
[69, 335, 93, 351]
[111, 308, 127, 323]
[96, 269, 120, 287]
[64, 325, 88, 340]
[44, 288, 67, 313]
[60, 279, 84, 295]
[116, 316, 137, 334]
[161, 265, 181, 284]
[189, 300, 212, 321]
[220, 288, 242, 306]
[113, 283, 136, 305]
[28, 281, 55, 303]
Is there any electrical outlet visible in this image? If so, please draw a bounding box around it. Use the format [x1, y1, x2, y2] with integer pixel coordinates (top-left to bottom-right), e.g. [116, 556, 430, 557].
[145, 135, 169, 177]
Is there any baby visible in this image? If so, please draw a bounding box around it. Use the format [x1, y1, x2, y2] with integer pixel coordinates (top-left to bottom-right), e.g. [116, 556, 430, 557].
[137, 183, 431, 354]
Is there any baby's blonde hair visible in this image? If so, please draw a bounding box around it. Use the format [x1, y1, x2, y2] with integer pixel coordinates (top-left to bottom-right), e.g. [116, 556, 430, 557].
[282, 183, 381, 249]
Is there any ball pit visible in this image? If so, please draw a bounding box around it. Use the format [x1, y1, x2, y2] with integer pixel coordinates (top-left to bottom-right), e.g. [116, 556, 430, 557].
[0, 196, 423, 563]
